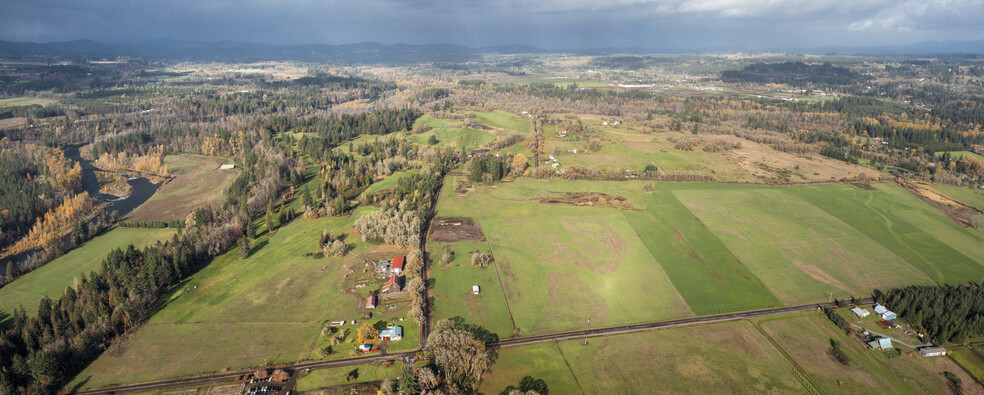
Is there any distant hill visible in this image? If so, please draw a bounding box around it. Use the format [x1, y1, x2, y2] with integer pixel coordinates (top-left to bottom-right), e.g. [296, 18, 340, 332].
[2, 38, 984, 63]
[720, 61, 862, 86]
[0, 39, 545, 63]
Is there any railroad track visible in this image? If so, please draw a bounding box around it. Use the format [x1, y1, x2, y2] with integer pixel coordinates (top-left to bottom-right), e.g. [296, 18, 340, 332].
[73, 298, 872, 394]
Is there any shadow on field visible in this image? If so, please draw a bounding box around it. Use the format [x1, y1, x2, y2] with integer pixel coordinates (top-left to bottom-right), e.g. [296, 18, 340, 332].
[251, 239, 269, 255]
[68, 376, 91, 393]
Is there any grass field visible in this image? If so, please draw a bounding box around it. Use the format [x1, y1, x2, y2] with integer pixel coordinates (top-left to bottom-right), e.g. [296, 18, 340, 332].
[757, 312, 980, 394]
[431, 178, 984, 333]
[127, 154, 239, 222]
[296, 362, 401, 391]
[481, 320, 806, 394]
[471, 110, 529, 132]
[410, 115, 494, 150]
[0, 228, 176, 318]
[0, 97, 56, 107]
[789, 184, 984, 283]
[934, 184, 984, 212]
[434, 177, 693, 335]
[70, 206, 419, 389]
[361, 169, 420, 197]
[428, 241, 516, 337]
[481, 313, 981, 394]
[676, 186, 934, 304]
[951, 347, 984, 383]
[478, 343, 582, 395]
[624, 185, 782, 314]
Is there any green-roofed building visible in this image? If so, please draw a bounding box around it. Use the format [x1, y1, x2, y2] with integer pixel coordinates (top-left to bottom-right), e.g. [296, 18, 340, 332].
[867, 337, 893, 350]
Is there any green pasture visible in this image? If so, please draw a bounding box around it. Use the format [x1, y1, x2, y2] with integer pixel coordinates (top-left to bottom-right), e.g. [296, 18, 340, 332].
[789, 183, 984, 284]
[428, 241, 516, 337]
[757, 312, 978, 394]
[0, 228, 176, 317]
[70, 206, 417, 389]
[676, 186, 934, 304]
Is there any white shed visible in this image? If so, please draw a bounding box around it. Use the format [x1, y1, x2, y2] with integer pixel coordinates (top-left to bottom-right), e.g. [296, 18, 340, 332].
[919, 346, 946, 357]
[472, 285, 480, 295]
[851, 307, 870, 318]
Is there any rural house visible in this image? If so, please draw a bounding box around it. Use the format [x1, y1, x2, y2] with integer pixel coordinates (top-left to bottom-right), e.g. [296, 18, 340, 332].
[851, 307, 870, 318]
[380, 326, 403, 341]
[365, 295, 377, 309]
[472, 285, 480, 294]
[919, 346, 946, 357]
[391, 255, 405, 274]
[381, 275, 402, 293]
[867, 337, 893, 350]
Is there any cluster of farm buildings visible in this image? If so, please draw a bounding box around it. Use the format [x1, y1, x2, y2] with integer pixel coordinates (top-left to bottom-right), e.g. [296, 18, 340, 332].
[850, 303, 946, 357]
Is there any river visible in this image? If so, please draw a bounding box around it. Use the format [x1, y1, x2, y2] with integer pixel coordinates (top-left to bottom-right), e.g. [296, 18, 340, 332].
[62, 145, 162, 217]
[1, 147, 161, 275]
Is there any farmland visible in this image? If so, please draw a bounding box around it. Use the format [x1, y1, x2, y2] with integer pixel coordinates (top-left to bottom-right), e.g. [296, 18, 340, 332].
[0, 97, 56, 107]
[126, 154, 240, 222]
[69, 207, 418, 389]
[295, 362, 400, 391]
[950, 347, 984, 383]
[409, 115, 494, 149]
[433, 176, 693, 336]
[0, 227, 176, 318]
[757, 312, 980, 394]
[481, 313, 982, 395]
[430, 177, 984, 333]
[934, 184, 984, 212]
[482, 320, 806, 394]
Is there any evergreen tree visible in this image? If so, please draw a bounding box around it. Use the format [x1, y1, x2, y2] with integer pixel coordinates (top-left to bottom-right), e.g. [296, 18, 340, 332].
[398, 364, 420, 395]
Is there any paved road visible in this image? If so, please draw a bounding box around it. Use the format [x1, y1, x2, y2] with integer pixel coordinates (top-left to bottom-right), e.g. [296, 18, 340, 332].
[72, 298, 870, 394]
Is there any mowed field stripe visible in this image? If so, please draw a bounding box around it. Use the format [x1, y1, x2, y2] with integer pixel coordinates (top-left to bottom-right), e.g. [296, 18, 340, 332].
[788, 184, 984, 284]
[673, 187, 934, 305]
[623, 187, 781, 315]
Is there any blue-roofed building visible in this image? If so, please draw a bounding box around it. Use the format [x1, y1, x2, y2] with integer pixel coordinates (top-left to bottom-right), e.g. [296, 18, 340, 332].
[380, 326, 403, 341]
[873, 303, 897, 320]
[868, 337, 893, 350]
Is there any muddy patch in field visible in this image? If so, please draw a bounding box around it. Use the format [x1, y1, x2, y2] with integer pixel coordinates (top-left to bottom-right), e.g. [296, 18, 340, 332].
[532, 192, 636, 210]
[906, 182, 983, 227]
[429, 217, 486, 242]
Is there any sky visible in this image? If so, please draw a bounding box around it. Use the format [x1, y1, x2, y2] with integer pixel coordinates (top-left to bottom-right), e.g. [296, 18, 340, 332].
[2, 0, 983, 51]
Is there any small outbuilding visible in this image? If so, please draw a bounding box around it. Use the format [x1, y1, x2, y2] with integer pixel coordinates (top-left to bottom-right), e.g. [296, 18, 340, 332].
[472, 285, 480, 295]
[851, 307, 870, 318]
[919, 346, 947, 357]
[365, 295, 377, 309]
[867, 337, 893, 350]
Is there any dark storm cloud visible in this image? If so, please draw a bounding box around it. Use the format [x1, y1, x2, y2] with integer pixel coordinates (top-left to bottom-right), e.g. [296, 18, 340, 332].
[1, 0, 983, 50]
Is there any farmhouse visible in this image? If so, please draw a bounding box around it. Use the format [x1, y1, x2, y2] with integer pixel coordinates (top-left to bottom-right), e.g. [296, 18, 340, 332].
[873, 304, 897, 320]
[867, 337, 893, 350]
[851, 307, 869, 318]
[469, 149, 491, 158]
[380, 326, 403, 341]
[391, 255, 405, 274]
[381, 275, 402, 293]
[365, 295, 377, 309]
[919, 346, 946, 357]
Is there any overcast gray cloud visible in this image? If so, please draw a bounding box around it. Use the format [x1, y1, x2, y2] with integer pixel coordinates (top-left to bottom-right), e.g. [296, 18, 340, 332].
[1, 0, 982, 50]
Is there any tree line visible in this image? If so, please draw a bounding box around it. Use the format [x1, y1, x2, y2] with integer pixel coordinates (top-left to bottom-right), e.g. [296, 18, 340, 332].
[876, 284, 984, 344]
